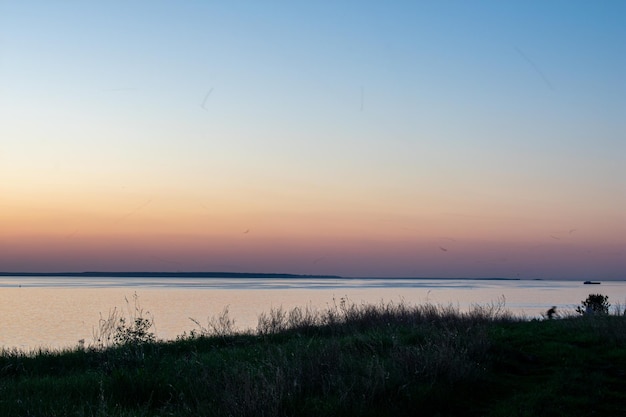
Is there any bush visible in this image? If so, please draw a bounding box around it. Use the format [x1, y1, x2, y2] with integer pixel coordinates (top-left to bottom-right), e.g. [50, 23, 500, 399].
[113, 316, 155, 345]
[93, 294, 155, 347]
[576, 294, 610, 315]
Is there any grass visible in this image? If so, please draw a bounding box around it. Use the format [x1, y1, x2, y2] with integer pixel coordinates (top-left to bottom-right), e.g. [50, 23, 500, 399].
[1, 298, 625, 416]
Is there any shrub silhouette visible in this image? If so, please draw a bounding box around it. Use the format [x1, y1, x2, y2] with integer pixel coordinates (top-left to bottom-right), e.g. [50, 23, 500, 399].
[93, 294, 155, 347]
[113, 316, 155, 345]
[576, 294, 610, 315]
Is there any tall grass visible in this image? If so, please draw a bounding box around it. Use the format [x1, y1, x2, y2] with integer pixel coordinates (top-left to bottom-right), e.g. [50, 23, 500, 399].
[252, 296, 516, 336]
[1, 297, 625, 416]
[92, 293, 155, 349]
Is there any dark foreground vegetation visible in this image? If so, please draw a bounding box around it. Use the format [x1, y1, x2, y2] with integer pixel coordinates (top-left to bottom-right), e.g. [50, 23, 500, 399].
[1, 297, 625, 417]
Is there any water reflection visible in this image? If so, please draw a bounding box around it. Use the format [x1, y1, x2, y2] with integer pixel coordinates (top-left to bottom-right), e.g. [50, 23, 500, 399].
[1, 276, 529, 290]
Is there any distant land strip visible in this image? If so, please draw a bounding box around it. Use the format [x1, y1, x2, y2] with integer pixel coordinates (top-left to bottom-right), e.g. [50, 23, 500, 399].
[0, 272, 523, 280]
[0, 271, 343, 279]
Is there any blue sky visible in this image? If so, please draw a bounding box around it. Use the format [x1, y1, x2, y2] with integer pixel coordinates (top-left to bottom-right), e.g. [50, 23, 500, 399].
[1, 1, 624, 278]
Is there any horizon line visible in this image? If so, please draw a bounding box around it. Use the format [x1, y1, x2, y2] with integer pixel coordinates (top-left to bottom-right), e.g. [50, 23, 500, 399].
[0, 271, 597, 281]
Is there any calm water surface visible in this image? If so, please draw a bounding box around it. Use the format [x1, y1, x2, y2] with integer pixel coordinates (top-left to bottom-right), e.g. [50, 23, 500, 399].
[1, 277, 625, 350]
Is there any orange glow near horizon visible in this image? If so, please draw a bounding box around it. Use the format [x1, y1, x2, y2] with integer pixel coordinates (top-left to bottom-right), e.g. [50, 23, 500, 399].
[4, 192, 624, 244]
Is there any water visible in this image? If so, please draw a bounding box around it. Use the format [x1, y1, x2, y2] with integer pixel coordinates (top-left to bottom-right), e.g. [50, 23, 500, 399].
[1, 276, 625, 350]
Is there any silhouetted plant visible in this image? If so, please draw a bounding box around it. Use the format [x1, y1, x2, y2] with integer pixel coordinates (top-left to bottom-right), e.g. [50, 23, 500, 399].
[576, 294, 610, 315]
[93, 293, 155, 347]
[187, 306, 236, 338]
[113, 316, 155, 345]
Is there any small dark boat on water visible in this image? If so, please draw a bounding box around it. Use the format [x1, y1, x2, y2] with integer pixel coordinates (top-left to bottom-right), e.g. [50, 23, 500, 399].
[584, 281, 601, 285]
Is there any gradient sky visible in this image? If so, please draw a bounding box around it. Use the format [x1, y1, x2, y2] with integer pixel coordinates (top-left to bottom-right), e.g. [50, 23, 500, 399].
[1, 1, 624, 279]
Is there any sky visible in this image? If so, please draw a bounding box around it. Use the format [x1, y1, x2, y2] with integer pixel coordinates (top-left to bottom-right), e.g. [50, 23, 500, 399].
[0, 1, 624, 279]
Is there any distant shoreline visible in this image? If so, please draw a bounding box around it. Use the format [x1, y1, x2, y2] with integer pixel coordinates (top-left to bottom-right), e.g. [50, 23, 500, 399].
[0, 271, 342, 279]
[0, 272, 524, 280]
